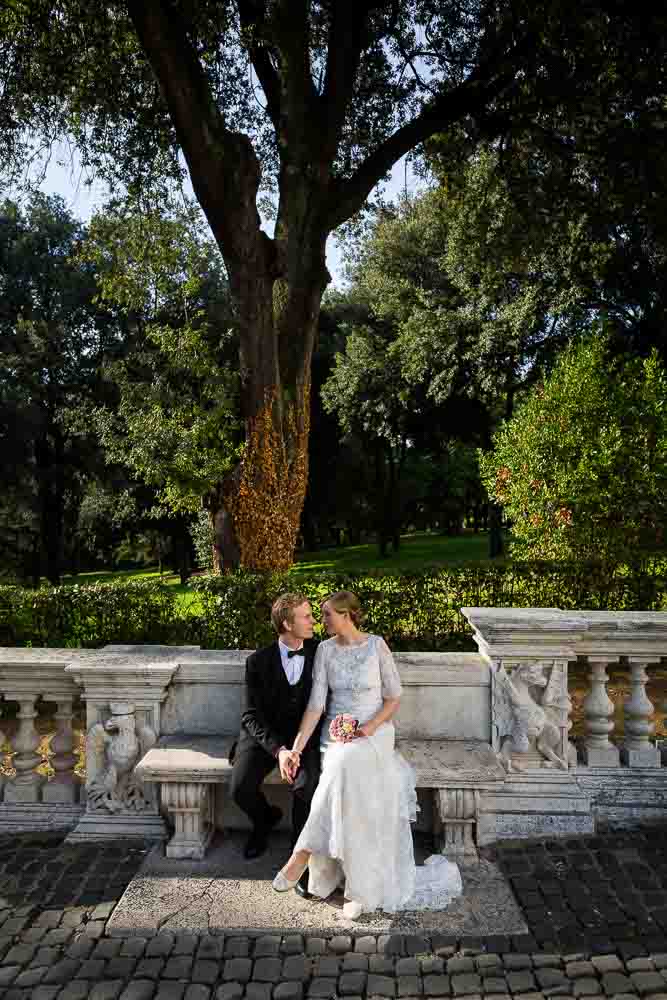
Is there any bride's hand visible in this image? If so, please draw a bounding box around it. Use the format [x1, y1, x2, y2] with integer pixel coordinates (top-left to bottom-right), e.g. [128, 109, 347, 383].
[278, 748, 300, 782]
[356, 723, 374, 738]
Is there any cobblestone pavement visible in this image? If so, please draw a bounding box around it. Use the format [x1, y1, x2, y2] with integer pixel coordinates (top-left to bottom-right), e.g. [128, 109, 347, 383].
[1, 830, 667, 1000]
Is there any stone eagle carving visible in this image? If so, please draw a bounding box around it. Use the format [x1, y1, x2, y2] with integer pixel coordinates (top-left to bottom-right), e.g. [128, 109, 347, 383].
[86, 702, 156, 813]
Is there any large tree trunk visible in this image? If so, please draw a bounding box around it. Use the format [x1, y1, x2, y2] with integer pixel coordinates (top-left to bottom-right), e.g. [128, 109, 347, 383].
[223, 269, 327, 570]
[204, 484, 240, 574]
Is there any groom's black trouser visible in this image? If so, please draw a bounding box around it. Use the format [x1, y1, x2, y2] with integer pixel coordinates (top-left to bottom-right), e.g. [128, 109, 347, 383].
[230, 742, 320, 846]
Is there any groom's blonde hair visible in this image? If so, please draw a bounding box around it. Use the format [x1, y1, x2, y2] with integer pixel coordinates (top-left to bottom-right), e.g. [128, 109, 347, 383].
[322, 590, 365, 626]
[271, 592, 309, 634]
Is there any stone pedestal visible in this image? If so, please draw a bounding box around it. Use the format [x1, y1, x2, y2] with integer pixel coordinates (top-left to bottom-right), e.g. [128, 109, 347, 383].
[583, 746, 622, 767]
[435, 788, 479, 858]
[477, 769, 594, 844]
[577, 766, 667, 826]
[66, 812, 168, 842]
[0, 802, 85, 832]
[620, 746, 661, 767]
[65, 648, 184, 843]
[162, 782, 215, 859]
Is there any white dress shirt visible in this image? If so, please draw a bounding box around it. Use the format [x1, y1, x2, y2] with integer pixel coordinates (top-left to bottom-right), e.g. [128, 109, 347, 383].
[278, 639, 305, 686]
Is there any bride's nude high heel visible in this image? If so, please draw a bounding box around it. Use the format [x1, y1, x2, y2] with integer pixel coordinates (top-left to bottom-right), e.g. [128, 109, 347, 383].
[272, 860, 309, 892]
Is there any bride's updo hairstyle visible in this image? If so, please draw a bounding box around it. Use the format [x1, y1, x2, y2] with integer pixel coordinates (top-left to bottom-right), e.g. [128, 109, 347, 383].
[322, 590, 365, 627]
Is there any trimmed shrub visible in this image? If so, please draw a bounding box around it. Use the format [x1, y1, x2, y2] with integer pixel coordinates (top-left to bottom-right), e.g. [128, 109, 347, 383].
[189, 560, 667, 651]
[0, 581, 184, 648]
[2, 560, 663, 651]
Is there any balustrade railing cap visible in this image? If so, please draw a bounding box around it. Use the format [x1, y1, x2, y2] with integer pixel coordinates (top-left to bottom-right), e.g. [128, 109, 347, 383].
[0, 649, 86, 695]
[461, 608, 667, 662]
[461, 607, 586, 659]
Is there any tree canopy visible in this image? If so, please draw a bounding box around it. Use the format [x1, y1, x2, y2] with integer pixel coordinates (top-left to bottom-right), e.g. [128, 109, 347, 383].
[2, 0, 667, 569]
[83, 196, 242, 571]
[0, 193, 122, 583]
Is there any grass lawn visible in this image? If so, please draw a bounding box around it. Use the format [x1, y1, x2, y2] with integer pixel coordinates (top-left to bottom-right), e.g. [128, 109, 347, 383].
[52, 532, 501, 590]
[293, 531, 501, 574]
[59, 567, 198, 609]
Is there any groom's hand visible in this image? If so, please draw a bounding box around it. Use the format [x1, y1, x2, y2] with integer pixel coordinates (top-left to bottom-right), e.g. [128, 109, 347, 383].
[278, 749, 299, 783]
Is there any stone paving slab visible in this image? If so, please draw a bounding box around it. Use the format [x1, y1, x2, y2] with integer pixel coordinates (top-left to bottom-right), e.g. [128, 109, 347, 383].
[106, 833, 527, 938]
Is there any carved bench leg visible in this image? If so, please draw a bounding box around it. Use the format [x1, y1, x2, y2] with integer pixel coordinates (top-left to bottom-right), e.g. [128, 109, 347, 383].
[161, 782, 215, 859]
[435, 789, 479, 861]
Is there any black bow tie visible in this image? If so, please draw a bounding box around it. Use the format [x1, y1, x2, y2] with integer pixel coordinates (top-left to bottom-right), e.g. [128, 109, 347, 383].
[287, 647, 304, 659]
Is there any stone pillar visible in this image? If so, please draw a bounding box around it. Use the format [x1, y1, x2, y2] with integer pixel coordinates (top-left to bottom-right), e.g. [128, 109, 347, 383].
[42, 697, 80, 804]
[3, 694, 43, 803]
[621, 658, 660, 767]
[161, 782, 214, 860]
[582, 657, 620, 767]
[65, 652, 180, 842]
[436, 788, 479, 859]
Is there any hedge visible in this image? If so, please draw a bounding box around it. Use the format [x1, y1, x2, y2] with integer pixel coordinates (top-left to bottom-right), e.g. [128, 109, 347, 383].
[1, 559, 665, 651]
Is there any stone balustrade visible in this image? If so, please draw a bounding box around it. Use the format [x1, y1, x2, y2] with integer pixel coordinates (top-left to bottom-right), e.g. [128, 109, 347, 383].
[0, 608, 665, 850]
[461, 608, 667, 839]
[0, 648, 85, 831]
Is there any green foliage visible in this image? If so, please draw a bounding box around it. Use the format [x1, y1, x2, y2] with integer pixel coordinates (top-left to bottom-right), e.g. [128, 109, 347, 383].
[3, 561, 664, 651]
[0, 192, 121, 583]
[480, 334, 667, 563]
[190, 509, 215, 571]
[0, 580, 184, 648]
[83, 196, 241, 516]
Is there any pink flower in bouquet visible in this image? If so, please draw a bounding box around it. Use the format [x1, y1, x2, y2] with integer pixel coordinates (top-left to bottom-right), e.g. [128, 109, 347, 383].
[329, 713, 359, 743]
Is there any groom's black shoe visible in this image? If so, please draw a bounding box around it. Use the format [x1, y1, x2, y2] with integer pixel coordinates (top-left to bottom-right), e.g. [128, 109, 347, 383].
[243, 805, 282, 859]
[294, 869, 311, 899]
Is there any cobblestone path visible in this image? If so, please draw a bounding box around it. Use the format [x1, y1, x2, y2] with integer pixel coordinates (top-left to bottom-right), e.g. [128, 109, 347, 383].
[1, 831, 666, 1000]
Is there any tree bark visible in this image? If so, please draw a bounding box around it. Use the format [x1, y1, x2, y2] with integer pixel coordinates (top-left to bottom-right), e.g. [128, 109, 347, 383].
[204, 484, 240, 574]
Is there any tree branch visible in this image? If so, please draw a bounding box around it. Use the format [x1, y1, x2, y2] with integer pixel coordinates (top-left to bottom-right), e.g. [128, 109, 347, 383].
[320, 0, 375, 161]
[126, 0, 273, 273]
[237, 0, 282, 128]
[327, 28, 534, 230]
[273, 0, 320, 138]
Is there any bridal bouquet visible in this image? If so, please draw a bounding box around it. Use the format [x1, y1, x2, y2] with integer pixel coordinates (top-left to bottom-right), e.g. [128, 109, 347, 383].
[329, 713, 359, 742]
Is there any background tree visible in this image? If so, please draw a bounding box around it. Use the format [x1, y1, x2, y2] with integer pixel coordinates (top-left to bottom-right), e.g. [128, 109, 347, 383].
[3, 0, 666, 569]
[0, 193, 122, 584]
[83, 196, 241, 574]
[480, 333, 667, 565]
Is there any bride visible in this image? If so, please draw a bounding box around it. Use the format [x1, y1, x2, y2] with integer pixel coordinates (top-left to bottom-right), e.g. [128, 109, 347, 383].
[272, 590, 462, 920]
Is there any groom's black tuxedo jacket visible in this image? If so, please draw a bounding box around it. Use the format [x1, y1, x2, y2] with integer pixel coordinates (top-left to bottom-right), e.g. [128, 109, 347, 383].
[235, 637, 320, 760]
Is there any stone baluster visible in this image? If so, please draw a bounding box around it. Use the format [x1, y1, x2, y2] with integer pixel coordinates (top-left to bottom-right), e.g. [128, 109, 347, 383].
[582, 658, 620, 767]
[42, 697, 80, 804]
[621, 658, 660, 767]
[3, 695, 43, 803]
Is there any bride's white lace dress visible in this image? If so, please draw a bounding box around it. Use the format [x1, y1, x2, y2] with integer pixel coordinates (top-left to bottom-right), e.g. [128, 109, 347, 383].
[293, 634, 462, 913]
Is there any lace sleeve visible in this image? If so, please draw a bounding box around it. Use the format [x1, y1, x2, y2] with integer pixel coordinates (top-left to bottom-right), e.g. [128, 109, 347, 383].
[306, 642, 329, 712]
[377, 636, 402, 699]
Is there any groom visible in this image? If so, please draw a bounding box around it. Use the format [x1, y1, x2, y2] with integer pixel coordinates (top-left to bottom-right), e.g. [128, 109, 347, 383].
[230, 592, 321, 897]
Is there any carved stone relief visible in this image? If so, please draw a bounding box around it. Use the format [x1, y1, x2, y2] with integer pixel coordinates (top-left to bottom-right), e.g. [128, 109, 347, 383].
[493, 660, 575, 772]
[86, 702, 157, 813]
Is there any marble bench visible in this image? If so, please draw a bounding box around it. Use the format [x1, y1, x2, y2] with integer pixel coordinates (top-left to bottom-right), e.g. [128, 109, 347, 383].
[136, 734, 505, 860]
